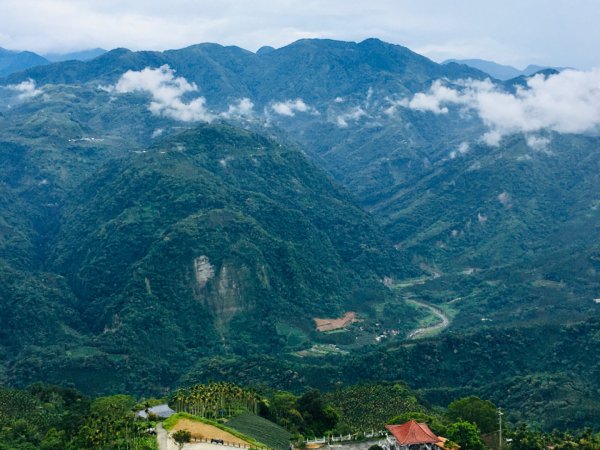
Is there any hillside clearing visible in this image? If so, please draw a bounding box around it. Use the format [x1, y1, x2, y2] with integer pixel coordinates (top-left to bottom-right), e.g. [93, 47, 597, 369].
[314, 312, 360, 332]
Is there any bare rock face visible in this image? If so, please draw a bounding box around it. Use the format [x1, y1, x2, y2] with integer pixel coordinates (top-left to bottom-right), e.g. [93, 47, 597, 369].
[215, 264, 245, 318]
[194, 256, 215, 288]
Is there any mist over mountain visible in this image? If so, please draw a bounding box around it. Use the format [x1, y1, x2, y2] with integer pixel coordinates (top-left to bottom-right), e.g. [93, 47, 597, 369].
[0, 47, 108, 77]
[0, 37, 598, 429]
[42, 48, 107, 62]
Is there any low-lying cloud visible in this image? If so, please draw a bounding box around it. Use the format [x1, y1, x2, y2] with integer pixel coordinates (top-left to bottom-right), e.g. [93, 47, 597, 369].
[271, 99, 312, 116]
[4, 79, 42, 100]
[336, 106, 367, 128]
[221, 98, 254, 118]
[405, 69, 600, 146]
[449, 142, 470, 159]
[111, 65, 213, 122]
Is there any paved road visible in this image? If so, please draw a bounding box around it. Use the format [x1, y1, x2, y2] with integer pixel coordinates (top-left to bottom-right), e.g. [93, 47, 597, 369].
[157, 423, 170, 450]
[405, 299, 450, 339]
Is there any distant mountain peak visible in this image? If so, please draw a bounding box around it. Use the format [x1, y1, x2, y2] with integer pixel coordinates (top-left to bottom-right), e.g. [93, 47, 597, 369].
[43, 48, 107, 62]
[0, 48, 49, 77]
[442, 58, 569, 80]
[256, 46, 275, 56]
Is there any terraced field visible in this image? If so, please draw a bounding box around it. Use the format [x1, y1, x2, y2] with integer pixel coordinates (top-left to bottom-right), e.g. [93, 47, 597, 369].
[227, 412, 292, 450]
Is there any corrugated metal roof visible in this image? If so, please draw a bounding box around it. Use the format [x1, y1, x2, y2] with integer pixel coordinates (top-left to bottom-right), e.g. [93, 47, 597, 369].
[136, 404, 176, 419]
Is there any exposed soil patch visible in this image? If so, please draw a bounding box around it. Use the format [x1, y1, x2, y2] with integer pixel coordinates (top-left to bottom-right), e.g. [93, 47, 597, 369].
[171, 419, 250, 444]
[314, 312, 360, 332]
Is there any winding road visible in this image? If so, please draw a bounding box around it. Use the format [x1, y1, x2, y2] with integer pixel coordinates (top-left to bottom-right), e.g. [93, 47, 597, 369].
[405, 299, 450, 339]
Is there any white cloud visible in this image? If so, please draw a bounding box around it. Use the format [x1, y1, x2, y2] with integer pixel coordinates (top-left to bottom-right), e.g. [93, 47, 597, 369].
[450, 141, 470, 159]
[5, 79, 42, 100]
[336, 106, 368, 127]
[0, 1, 599, 70]
[526, 135, 550, 151]
[111, 65, 213, 122]
[408, 79, 462, 114]
[221, 98, 254, 118]
[482, 129, 503, 146]
[498, 191, 512, 208]
[271, 98, 312, 116]
[383, 97, 408, 116]
[404, 70, 600, 146]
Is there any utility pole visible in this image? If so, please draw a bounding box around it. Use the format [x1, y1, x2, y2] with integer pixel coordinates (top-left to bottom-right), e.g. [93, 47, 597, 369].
[498, 407, 503, 450]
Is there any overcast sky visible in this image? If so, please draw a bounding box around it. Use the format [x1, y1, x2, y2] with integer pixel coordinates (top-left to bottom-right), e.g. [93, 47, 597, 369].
[0, 0, 598, 69]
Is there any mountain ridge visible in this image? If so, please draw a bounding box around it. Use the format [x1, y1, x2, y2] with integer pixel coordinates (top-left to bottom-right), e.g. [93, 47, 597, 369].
[0, 48, 49, 77]
[442, 57, 570, 80]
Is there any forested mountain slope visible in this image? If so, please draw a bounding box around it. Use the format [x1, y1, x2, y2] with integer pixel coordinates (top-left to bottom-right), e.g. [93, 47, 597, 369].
[0, 38, 598, 428]
[1, 123, 411, 394]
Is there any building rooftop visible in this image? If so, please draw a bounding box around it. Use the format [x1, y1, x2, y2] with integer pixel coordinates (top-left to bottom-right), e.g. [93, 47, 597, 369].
[386, 420, 440, 445]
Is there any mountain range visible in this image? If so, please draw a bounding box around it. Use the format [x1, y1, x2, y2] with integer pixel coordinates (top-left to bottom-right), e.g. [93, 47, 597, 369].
[0, 48, 49, 77]
[442, 58, 569, 80]
[0, 38, 598, 429]
[0, 47, 107, 77]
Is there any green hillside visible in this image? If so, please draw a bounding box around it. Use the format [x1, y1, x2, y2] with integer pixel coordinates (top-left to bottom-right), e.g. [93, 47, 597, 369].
[2, 123, 415, 394]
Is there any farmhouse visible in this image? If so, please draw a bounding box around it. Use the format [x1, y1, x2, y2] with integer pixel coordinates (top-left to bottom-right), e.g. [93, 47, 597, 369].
[383, 420, 453, 450]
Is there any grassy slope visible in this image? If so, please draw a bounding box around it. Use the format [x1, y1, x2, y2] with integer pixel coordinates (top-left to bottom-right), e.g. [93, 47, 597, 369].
[164, 413, 267, 448]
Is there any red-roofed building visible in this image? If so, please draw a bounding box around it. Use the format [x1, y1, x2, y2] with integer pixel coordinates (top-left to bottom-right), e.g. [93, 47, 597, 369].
[382, 421, 453, 450]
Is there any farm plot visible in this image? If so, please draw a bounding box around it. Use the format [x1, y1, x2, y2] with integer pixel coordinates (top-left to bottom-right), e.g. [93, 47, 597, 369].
[227, 412, 292, 450]
[164, 414, 264, 448]
[314, 312, 360, 332]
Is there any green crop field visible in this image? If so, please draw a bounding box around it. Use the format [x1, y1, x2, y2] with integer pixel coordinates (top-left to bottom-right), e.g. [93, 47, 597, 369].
[227, 412, 292, 450]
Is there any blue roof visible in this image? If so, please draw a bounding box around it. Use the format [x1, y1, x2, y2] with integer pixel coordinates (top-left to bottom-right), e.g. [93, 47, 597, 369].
[136, 404, 176, 419]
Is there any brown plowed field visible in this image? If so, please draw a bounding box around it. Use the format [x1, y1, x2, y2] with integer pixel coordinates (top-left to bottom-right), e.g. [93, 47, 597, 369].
[314, 311, 359, 332]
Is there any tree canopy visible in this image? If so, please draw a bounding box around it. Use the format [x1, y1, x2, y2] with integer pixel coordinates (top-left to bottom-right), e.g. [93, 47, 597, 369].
[447, 396, 497, 434]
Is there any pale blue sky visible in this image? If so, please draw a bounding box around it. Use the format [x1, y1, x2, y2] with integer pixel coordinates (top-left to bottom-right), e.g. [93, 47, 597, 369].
[0, 0, 598, 69]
